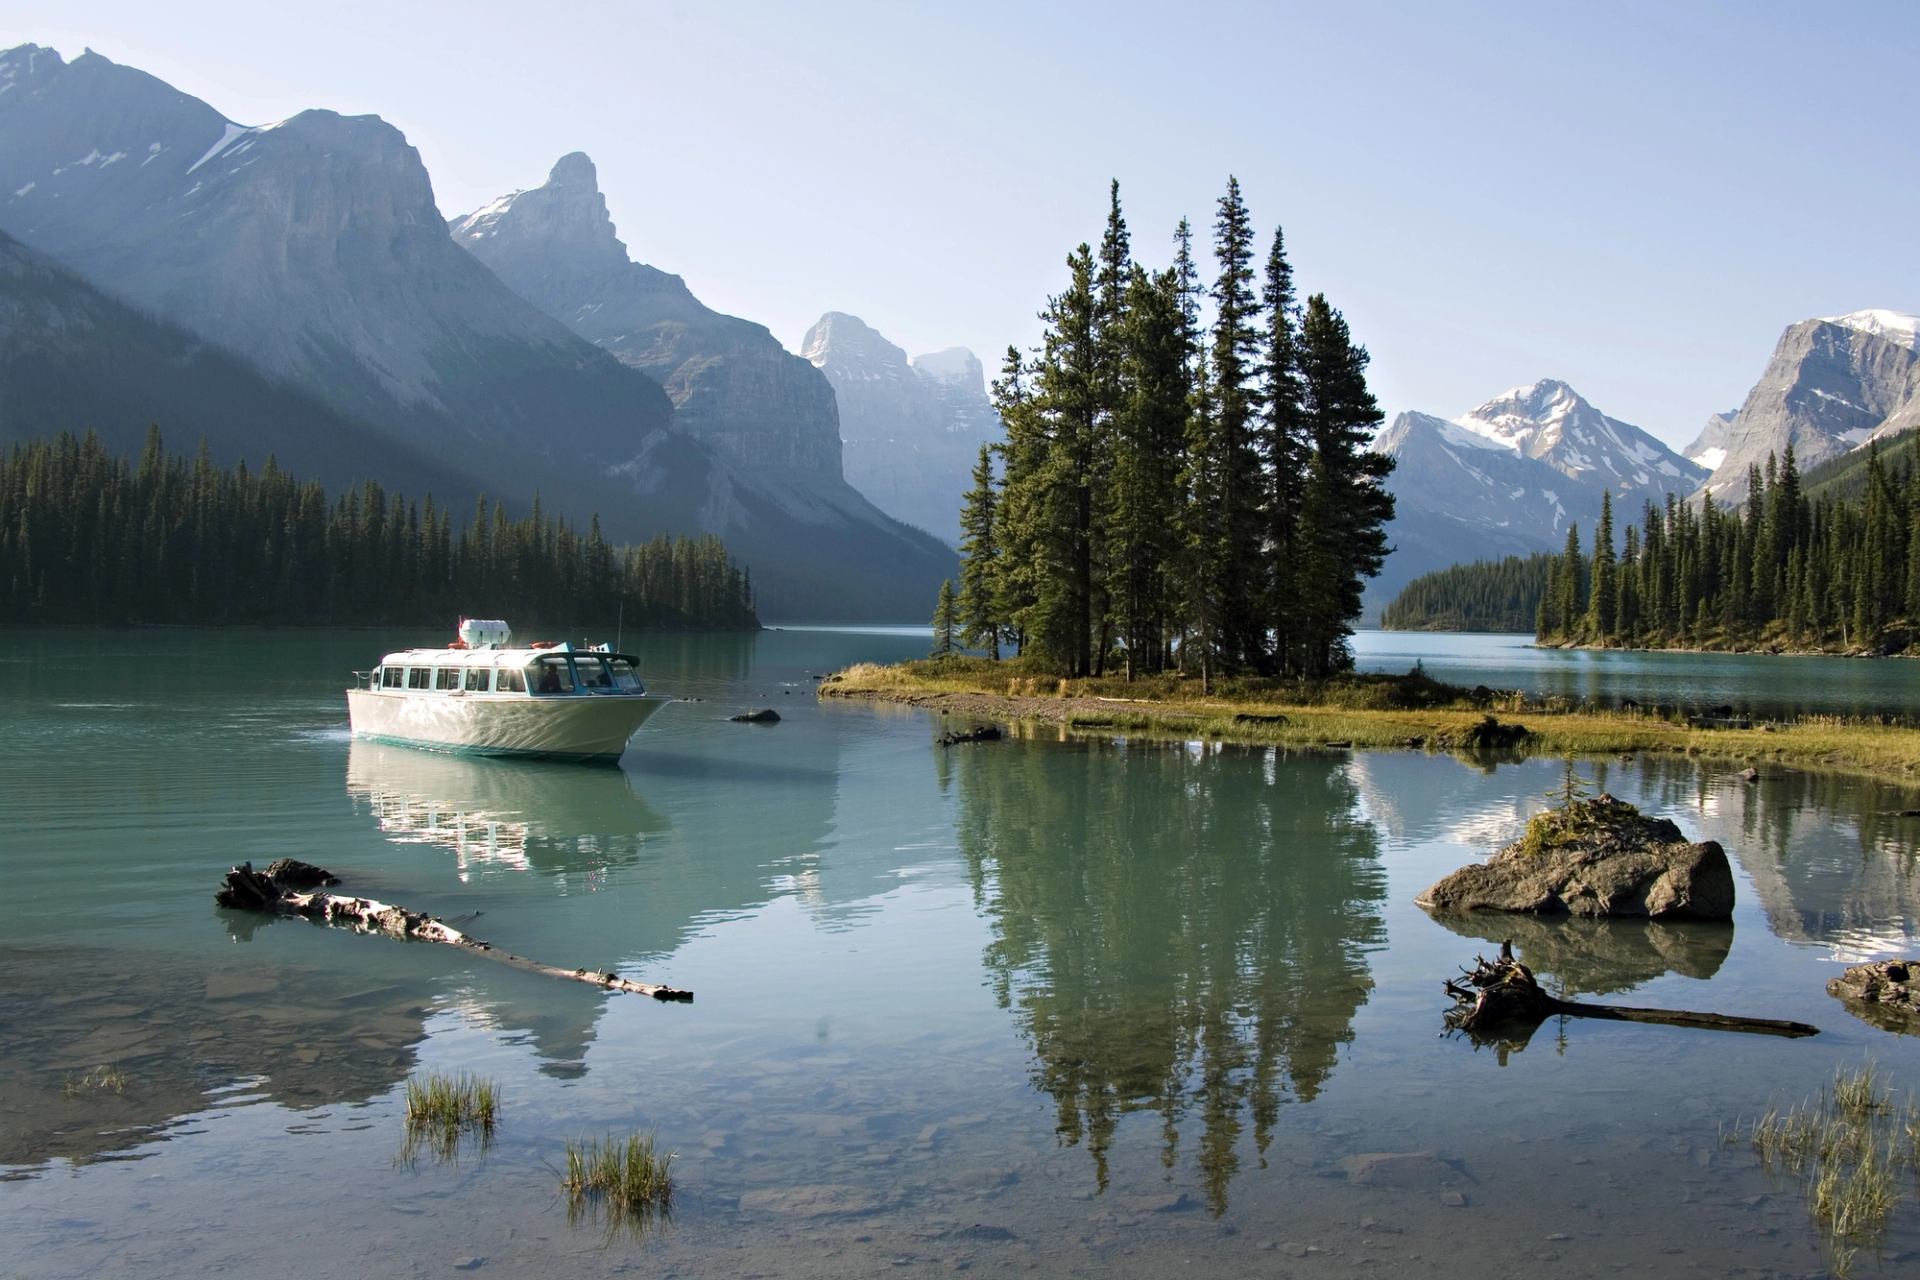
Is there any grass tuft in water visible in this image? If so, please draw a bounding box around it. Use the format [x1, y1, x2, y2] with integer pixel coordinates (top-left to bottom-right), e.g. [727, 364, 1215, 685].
[399, 1070, 498, 1164]
[61, 1065, 126, 1098]
[562, 1131, 674, 1228]
[1739, 1061, 1911, 1272]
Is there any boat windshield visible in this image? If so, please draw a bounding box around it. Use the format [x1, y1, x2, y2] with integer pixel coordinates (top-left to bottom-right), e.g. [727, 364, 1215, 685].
[608, 658, 643, 692]
[531, 655, 574, 695]
[573, 656, 613, 690]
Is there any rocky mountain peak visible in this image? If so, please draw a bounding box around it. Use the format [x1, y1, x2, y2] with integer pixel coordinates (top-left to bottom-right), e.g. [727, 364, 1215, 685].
[547, 150, 598, 189]
[449, 150, 625, 271]
[911, 346, 985, 395]
[1818, 309, 1920, 352]
[802, 312, 913, 378]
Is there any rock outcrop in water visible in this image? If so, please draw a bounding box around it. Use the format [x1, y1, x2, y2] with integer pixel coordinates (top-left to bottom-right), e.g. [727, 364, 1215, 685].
[1827, 958, 1920, 1033]
[1416, 795, 1734, 920]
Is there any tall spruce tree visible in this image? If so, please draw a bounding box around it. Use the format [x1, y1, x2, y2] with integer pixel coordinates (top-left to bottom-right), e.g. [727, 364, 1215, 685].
[1204, 176, 1269, 671]
[956, 444, 1003, 659]
[1260, 225, 1308, 674]
[931, 579, 958, 656]
[1587, 490, 1616, 642]
[1293, 294, 1394, 675]
[1106, 266, 1188, 677]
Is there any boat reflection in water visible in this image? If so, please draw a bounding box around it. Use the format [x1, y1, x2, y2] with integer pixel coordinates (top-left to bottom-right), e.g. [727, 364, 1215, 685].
[345, 739, 668, 880]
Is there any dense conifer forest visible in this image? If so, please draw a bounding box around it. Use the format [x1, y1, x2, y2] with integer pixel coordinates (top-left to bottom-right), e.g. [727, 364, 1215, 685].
[944, 179, 1394, 684]
[1379, 435, 1920, 653]
[0, 430, 759, 629]
[1379, 554, 1554, 633]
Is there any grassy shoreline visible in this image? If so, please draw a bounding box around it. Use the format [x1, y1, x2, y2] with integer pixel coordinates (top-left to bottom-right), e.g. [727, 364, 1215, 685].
[819, 658, 1920, 785]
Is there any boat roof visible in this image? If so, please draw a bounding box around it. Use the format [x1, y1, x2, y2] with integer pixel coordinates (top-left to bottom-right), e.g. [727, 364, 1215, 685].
[376, 645, 640, 666]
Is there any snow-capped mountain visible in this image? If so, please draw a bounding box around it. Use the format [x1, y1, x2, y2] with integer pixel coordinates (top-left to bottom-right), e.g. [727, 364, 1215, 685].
[1369, 380, 1706, 617]
[1696, 310, 1920, 500]
[801, 313, 1002, 546]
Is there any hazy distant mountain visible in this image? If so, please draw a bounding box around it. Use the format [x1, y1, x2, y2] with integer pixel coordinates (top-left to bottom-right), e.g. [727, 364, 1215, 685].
[801, 313, 1002, 545]
[1370, 380, 1705, 618]
[0, 228, 465, 495]
[0, 44, 952, 618]
[450, 153, 842, 476]
[1696, 310, 1920, 501]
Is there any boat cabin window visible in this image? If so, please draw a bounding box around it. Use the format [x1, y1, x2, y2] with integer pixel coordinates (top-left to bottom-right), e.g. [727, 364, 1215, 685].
[464, 668, 492, 693]
[435, 668, 461, 691]
[496, 667, 525, 693]
[573, 656, 612, 690]
[407, 667, 431, 690]
[608, 658, 642, 691]
[381, 667, 404, 689]
[532, 656, 575, 695]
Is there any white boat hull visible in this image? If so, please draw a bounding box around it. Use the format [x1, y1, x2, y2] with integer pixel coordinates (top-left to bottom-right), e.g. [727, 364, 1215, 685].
[346, 689, 668, 764]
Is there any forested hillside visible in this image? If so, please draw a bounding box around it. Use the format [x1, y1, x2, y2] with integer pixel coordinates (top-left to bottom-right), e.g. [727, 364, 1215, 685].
[1380, 554, 1553, 633]
[1538, 436, 1920, 653]
[945, 180, 1394, 684]
[0, 431, 758, 629]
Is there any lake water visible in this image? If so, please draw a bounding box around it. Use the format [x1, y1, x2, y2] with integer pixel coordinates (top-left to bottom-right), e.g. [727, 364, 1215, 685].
[5, 626, 1920, 1278]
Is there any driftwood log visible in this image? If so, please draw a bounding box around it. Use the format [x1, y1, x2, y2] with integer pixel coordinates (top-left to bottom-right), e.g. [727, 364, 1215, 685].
[1444, 941, 1814, 1040]
[216, 860, 692, 1002]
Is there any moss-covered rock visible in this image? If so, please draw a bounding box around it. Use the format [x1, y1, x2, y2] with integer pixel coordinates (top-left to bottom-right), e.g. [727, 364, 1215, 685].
[1415, 795, 1733, 920]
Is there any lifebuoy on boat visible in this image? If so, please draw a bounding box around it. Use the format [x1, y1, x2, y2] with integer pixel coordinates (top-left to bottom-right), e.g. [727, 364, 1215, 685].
[448, 639, 469, 649]
[530, 640, 557, 649]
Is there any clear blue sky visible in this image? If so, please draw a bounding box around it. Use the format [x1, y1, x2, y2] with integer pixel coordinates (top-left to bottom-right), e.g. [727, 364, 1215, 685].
[5, 1, 1915, 448]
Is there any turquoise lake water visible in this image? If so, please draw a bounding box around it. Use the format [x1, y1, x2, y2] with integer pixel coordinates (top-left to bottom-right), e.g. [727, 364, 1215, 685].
[4, 625, 1920, 1277]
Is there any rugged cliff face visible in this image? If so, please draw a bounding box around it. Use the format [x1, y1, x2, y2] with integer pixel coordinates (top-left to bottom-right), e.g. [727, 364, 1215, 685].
[0, 45, 676, 477]
[0, 45, 955, 619]
[450, 154, 843, 476]
[0, 229, 467, 495]
[1697, 312, 1920, 501]
[801, 313, 1002, 545]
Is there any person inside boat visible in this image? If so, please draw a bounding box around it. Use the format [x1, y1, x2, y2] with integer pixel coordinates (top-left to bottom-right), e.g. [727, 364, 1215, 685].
[535, 657, 573, 694]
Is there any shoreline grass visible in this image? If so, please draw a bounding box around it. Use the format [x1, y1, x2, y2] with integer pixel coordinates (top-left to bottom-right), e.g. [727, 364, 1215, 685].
[400, 1070, 498, 1164]
[819, 658, 1920, 785]
[1734, 1062, 1919, 1276]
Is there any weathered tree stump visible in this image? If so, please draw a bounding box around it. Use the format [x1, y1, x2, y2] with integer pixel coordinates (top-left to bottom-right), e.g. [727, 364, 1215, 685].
[215, 862, 692, 1002]
[1443, 941, 1815, 1041]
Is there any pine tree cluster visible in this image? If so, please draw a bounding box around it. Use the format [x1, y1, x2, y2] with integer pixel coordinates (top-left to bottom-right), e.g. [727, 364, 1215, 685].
[1380, 554, 1556, 633]
[951, 179, 1395, 684]
[0, 430, 759, 630]
[1536, 437, 1920, 653]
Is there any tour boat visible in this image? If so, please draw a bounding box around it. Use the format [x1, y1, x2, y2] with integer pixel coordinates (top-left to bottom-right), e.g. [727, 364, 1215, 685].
[346, 619, 667, 764]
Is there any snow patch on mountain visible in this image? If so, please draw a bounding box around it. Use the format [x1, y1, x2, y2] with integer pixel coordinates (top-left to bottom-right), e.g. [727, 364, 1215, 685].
[1820, 309, 1920, 352]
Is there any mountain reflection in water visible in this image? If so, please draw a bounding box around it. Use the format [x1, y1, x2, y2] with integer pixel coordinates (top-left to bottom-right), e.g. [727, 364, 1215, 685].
[951, 736, 1386, 1213]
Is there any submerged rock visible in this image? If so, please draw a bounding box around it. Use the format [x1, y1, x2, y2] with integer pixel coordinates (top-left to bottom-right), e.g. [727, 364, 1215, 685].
[730, 708, 781, 724]
[1415, 795, 1733, 920]
[1828, 958, 1920, 1033]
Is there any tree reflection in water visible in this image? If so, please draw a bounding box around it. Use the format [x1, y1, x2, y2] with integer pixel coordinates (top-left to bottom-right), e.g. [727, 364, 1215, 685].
[952, 734, 1385, 1212]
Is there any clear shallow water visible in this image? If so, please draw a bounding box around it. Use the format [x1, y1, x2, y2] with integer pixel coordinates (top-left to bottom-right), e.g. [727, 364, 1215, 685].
[1350, 629, 1920, 720]
[4, 626, 1920, 1277]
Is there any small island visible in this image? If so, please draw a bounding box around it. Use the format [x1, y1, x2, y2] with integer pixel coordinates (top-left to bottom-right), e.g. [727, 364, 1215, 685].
[819, 657, 1920, 783]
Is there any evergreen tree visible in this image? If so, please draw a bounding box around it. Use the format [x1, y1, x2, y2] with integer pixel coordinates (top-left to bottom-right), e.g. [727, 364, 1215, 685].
[1293, 295, 1394, 675]
[1260, 224, 1308, 673]
[931, 579, 958, 656]
[1587, 490, 1616, 642]
[956, 444, 1004, 659]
